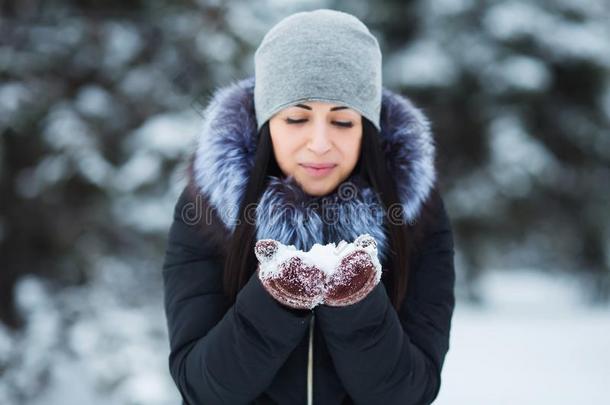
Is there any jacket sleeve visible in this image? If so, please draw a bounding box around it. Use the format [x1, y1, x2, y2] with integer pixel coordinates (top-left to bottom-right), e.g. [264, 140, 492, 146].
[314, 194, 456, 405]
[162, 186, 313, 404]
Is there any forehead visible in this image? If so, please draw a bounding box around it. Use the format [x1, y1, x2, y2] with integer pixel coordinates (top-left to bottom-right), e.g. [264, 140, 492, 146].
[284, 101, 358, 113]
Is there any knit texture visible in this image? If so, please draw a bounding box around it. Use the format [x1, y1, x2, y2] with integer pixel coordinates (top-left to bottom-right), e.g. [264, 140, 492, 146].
[254, 9, 382, 131]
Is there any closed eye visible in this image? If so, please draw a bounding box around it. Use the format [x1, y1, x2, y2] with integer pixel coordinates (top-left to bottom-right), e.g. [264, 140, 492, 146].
[285, 118, 353, 128]
[285, 118, 307, 125]
[333, 121, 354, 128]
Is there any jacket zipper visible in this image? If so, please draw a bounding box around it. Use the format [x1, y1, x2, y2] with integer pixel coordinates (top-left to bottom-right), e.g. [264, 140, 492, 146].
[307, 314, 315, 405]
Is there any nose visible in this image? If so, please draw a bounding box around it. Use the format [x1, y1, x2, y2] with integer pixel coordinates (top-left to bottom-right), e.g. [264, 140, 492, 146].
[307, 123, 332, 155]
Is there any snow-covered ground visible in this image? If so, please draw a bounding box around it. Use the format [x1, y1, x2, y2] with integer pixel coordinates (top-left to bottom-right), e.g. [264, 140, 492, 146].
[436, 269, 610, 404]
[1, 268, 608, 404]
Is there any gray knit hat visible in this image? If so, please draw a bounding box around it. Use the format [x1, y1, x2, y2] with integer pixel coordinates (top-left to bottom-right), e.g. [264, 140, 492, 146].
[254, 9, 383, 132]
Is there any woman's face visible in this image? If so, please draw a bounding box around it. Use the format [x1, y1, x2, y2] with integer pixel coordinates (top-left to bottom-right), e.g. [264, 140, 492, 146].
[269, 101, 363, 197]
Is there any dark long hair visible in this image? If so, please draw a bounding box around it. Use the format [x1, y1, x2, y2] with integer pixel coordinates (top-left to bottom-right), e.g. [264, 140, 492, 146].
[222, 117, 430, 311]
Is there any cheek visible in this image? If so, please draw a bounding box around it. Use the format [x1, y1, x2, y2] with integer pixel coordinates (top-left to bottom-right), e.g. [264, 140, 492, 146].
[339, 135, 362, 164]
[272, 137, 301, 171]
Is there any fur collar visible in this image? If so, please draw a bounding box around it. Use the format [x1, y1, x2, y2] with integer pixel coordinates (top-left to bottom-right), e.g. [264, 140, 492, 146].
[189, 75, 436, 263]
[253, 171, 392, 264]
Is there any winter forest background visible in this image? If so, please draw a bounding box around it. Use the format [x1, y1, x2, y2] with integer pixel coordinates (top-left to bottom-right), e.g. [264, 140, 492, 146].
[1, 0, 609, 403]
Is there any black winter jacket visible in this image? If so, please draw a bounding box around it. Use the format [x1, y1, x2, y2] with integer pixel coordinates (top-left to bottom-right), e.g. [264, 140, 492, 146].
[162, 76, 456, 404]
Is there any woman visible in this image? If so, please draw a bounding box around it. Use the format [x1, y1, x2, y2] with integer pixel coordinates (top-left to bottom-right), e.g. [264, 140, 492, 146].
[162, 9, 455, 405]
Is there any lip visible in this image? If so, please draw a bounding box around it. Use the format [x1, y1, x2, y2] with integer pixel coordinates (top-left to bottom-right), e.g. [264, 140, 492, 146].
[300, 163, 337, 177]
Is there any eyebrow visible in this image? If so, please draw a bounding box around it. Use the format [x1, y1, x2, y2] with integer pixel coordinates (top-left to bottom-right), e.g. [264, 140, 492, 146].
[294, 103, 349, 111]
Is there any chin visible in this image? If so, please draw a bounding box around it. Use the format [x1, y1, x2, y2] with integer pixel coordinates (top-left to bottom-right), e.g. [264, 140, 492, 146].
[299, 177, 340, 197]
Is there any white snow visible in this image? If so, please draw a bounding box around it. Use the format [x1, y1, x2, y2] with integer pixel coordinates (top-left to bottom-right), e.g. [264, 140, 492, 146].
[101, 22, 142, 69]
[126, 111, 199, 160]
[444, 170, 505, 219]
[426, 0, 475, 16]
[42, 103, 96, 151]
[257, 234, 382, 278]
[1, 266, 609, 404]
[195, 30, 238, 63]
[1, 274, 177, 405]
[435, 269, 610, 404]
[113, 151, 162, 192]
[483, 2, 547, 41]
[111, 193, 177, 233]
[482, 55, 552, 93]
[118, 66, 161, 98]
[0, 82, 32, 120]
[74, 148, 114, 187]
[74, 85, 115, 119]
[385, 39, 458, 88]
[488, 114, 560, 197]
[483, 1, 610, 66]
